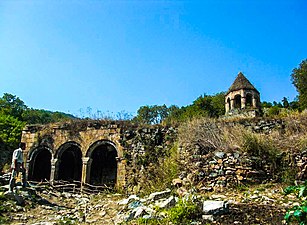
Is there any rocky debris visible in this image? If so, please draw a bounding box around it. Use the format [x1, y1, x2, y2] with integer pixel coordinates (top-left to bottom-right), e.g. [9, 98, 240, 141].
[203, 200, 228, 215]
[0, 182, 297, 225]
[148, 189, 171, 201]
[115, 189, 180, 223]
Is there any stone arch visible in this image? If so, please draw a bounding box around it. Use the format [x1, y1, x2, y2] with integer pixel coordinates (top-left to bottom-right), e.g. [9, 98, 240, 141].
[55, 141, 82, 182]
[86, 140, 118, 186]
[28, 146, 52, 181]
[246, 93, 253, 107]
[234, 94, 242, 109]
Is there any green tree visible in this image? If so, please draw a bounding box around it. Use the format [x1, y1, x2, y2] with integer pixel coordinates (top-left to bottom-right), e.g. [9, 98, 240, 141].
[262, 101, 273, 108]
[0, 113, 26, 149]
[134, 105, 169, 124]
[282, 97, 290, 108]
[0, 93, 27, 120]
[291, 59, 307, 110]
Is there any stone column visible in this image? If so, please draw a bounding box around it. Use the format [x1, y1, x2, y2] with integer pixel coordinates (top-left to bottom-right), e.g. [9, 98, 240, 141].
[81, 157, 91, 184]
[230, 99, 235, 110]
[241, 97, 246, 109]
[225, 102, 229, 113]
[116, 157, 126, 188]
[50, 158, 58, 184]
[253, 97, 258, 108]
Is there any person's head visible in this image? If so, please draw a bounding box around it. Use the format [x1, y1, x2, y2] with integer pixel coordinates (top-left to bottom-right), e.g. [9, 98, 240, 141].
[19, 142, 26, 150]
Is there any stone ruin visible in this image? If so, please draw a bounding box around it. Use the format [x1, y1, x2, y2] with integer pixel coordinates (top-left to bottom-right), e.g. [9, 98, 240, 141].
[225, 72, 262, 118]
[21, 121, 176, 192]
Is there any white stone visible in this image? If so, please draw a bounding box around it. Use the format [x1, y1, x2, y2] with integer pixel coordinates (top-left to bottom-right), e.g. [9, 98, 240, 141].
[148, 189, 171, 201]
[203, 200, 228, 215]
[155, 196, 176, 209]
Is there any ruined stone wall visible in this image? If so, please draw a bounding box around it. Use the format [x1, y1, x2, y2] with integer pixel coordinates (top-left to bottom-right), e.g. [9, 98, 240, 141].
[20, 117, 306, 193]
[177, 117, 306, 191]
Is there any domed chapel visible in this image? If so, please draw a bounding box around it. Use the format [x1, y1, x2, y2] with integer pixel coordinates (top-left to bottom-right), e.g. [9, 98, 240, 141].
[225, 72, 261, 117]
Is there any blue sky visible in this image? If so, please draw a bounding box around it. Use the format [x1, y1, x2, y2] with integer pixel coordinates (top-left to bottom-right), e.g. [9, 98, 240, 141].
[0, 0, 306, 117]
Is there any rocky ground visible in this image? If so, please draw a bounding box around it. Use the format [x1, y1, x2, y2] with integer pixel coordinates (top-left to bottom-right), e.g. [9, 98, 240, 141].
[0, 181, 299, 225]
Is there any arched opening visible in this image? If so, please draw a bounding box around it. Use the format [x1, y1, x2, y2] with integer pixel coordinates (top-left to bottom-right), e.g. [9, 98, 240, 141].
[227, 98, 231, 110]
[57, 143, 82, 182]
[234, 95, 242, 109]
[87, 141, 117, 186]
[246, 93, 253, 108]
[28, 147, 52, 181]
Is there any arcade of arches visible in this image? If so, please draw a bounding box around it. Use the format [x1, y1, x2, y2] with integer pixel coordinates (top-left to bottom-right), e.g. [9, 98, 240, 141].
[21, 123, 126, 188]
[225, 90, 260, 114]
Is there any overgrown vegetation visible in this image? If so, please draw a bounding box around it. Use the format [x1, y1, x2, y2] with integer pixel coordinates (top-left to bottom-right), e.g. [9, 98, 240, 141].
[139, 144, 180, 195]
[128, 197, 202, 225]
[284, 181, 307, 224]
[291, 59, 307, 111]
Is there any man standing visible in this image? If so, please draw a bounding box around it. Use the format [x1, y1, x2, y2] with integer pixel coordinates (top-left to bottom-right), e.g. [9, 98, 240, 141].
[9, 142, 27, 192]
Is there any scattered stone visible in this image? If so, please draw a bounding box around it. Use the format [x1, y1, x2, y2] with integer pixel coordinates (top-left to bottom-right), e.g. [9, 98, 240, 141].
[148, 189, 171, 201]
[202, 214, 214, 222]
[155, 196, 176, 209]
[203, 200, 229, 215]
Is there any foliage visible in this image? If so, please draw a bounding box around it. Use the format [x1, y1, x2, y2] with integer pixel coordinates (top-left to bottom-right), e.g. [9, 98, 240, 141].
[262, 97, 300, 117]
[131, 197, 201, 225]
[134, 105, 168, 124]
[241, 131, 280, 170]
[134, 92, 226, 125]
[284, 181, 307, 224]
[291, 59, 307, 110]
[166, 198, 201, 225]
[0, 113, 26, 149]
[0, 93, 27, 120]
[139, 144, 180, 195]
[22, 109, 73, 124]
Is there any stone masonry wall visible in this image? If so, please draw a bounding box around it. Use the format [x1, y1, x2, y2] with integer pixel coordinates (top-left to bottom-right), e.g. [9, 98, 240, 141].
[20, 117, 306, 193]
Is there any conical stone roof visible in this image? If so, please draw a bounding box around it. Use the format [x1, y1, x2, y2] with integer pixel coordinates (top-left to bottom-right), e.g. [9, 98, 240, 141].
[227, 72, 259, 94]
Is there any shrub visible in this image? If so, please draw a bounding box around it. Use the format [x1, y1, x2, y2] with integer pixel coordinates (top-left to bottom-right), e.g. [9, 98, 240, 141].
[284, 181, 307, 224]
[167, 198, 201, 225]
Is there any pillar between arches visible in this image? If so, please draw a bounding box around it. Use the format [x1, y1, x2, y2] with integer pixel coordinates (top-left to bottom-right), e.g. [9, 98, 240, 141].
[81, 157, 92, 184]
[50, 158, 58, 184]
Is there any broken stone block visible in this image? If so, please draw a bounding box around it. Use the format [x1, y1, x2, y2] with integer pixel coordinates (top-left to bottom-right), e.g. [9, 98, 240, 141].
[202, 214, 214, 222]
[202, 200, 228, 215]
[155, 196, 176, 209]
[118, 194, 139, 205]
[148, 189, 171, 201]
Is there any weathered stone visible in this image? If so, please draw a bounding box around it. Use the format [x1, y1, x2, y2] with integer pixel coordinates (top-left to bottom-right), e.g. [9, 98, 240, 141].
[155, 196, 176, 209]
[202, 214, 214, 221]
[214, 151, 225, 159]
[148, 189, 171, 201]
[203, 200, 228, 215]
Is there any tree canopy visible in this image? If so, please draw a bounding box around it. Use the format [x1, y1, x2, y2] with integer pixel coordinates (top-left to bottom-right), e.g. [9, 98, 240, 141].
[134, 92, 226, 125]
[0, 93, 74, 150]
[291, 59, 307, 110]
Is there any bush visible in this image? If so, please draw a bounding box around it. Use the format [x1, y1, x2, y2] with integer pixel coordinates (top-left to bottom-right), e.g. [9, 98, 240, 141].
[167, 198, 201, 225]
[284, 181, 307, 224]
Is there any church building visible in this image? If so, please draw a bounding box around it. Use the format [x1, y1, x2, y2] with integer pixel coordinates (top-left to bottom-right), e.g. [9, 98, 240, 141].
[225, 72, 261, 117]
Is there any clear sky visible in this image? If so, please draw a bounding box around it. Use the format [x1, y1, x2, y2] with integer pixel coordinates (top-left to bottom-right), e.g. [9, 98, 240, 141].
[0, 0, 306, 117]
